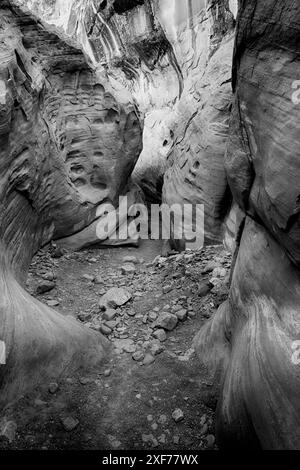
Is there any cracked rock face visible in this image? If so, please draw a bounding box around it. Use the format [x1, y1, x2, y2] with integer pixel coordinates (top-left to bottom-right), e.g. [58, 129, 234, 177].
[195, 0, 300, 449]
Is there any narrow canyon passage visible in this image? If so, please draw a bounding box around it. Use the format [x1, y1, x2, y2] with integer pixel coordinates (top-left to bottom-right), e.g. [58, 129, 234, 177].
[1, 0, 300, 453]
[0, 241, 230, 450]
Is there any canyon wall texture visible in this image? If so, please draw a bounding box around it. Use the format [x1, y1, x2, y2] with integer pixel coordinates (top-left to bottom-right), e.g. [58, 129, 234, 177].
[195, 0, 300, 449]
[17, 0, 236, 244]
[6, 0, 300, 450]
[0, 1, 142, 407]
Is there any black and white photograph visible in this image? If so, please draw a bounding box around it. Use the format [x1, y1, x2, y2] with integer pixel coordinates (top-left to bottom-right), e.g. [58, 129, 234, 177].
[0, 0, 299, 457]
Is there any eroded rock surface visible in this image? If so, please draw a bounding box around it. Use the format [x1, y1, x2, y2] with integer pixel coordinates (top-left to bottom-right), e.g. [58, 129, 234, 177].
[195, 0, 300, 449]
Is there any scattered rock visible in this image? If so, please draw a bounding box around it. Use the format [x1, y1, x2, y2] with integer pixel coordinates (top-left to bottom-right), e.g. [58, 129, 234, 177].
[201, 261, 218, 274]
[48, 382, 59, 394]
[46, 299, 59, 307]
[100, 325, 112, 336]
[79, 377, 93, 385]
[36, 280, 56, 295]
[142, 433, 158, 447]
[205, 434, 215, 448]
[158, 414, 167, 424]
[155, 312, 178, 331]
[142, 354, 155, 366]
[162, 285, 172, 294]
[132, 351, 145, 362]
[104, 369, 111, 377]
[61, 416, 79, 432]
[94, 275, 103, 284]
[123, 256, 138, 264]
[121, 264, 136, 275]
[198, 282, 213, 297]
[107, 434, 122, 449]
[102, 309, 117, 321]
[172, 408, 184, 423]
[51, 247, 64, 259]
[105, 320, 117, 330]
[175, 309, 188, 321]
[148, 311, 158, 322]
[77, 311, 92, 322]
[34, 398, 47, 406]
[41, 271, 55, 281]
[0, 418, 17, 443]
[152, 329, 167, 342]
[150, 342, 165, 356]
[99, 287, 132, 310]
[83, 274, 95, 282]
[114, 338, 135, 353]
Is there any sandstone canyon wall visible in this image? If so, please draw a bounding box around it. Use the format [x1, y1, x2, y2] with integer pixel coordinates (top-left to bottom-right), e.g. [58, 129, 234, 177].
[0, 1, 142, 407]
[195, 0, 300, 449]
[4, 0, 300, 451]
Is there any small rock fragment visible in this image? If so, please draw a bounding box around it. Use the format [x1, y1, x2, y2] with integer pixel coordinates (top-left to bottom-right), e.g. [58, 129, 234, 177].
[175, 309, 188, 321]
[172, 408, 184, 423]
[36, 281, 56, 295]
[152, 329, 167, 342]
[0, 418, 17, 443]
[132, 351, 145, 362]
[142, 354, 155, 366]
[61, 416, 79, 432]
[205, 434, 215, 448]
[102, 309, 117, 321]
[121, 264, 136, 275]
[100, 325, 112, 336]
[155, 312, 178, 331]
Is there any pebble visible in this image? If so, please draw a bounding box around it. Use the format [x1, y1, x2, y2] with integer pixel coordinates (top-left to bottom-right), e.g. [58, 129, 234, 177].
[132, 351, 145, 362]
[36, 280, 56, 295]
[100, 325, 112, 336]
[83, 274, 95, 282]
[0, 418, 17, 443]
[142, 354, 155, 366]
[175, 309, 188, 321]
[121, 264, 136, 275]
[205, 434, 215, 448]
[198, 282, 213, 297]
[102, 309, 117, 321]
[158, 414, 167, 424]
[46, 300, 59, 307]
[162, 285, 172, 294]
[152, 329, 167, 342]
[142, 434, 158, 447]
[155, 312, 178, 331]
[79, 377, 93, 385]
[41, 271, 55, 281]
[150, 342, 165, 356]
[123, 256, 138, 264]
[105, 320, 117, 330]
[77, 311, 92, 322]
[172, 408, 184, 423]
[99, 287, 132, 310]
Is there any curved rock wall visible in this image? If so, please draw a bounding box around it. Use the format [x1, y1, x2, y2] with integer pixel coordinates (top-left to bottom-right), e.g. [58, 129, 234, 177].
[195, 0, 300, 449]
[0, 1, 144, 407]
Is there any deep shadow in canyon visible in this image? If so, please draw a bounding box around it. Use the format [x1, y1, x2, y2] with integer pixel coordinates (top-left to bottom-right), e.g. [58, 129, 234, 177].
[0, 0, 300, 451]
